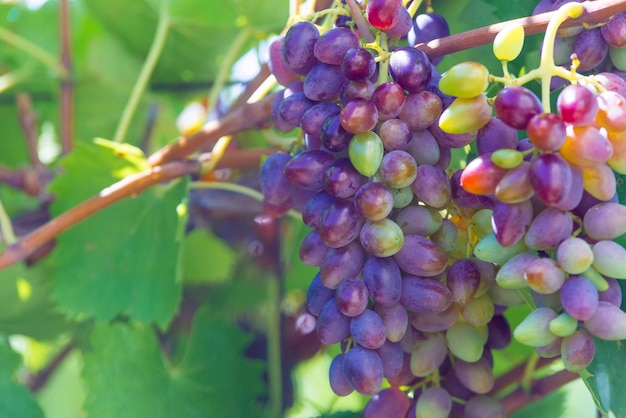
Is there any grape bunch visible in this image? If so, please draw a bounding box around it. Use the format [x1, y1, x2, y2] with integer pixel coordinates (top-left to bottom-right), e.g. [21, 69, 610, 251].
[260, 1, 626, 416]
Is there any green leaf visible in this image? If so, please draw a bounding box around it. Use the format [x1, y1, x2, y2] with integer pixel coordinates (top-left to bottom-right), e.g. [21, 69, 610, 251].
[47, 139, 185, 328]
[181, 229, 236, 284]
[585, 338, 626, 417]
[82, 307, 266, 418]
[83, 0, 288, 85]
[0, 261, 70, 340]
[0, 339, 44, 418]
[510, 377, 596, 418]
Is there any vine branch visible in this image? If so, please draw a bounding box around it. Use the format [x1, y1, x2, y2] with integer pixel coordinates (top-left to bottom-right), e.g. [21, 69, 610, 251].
[59, 0, 73, 155]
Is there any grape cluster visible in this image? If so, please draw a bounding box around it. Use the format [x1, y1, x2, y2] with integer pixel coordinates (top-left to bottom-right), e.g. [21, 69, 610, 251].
[260, 1, 626, 416]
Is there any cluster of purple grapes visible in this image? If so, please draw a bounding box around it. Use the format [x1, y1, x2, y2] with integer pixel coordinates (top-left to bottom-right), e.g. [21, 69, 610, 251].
[259, 0, 626, 417]
[534, 0, 626, 77]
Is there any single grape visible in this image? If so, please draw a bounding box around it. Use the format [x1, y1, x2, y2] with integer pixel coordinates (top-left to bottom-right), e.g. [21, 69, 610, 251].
[561, 329, 596, 372]
[556, 237, 594, 274]
[342, 47, 377, 81]
[572, 27, 608, 72]
[584, 301, 626, 340]
[316, 298, 351, 344]
[446, 259, 481, 305]
[454, 356, 495, 394]
[339, 79, 375, 104]
[400, 275, 452, 313]
[354, 181, 395, 221]
[464, 395, 506, 418]
[524, 257, 566, 294]
[410, 303, 460, 333]
[371, 82, 406, 120]
[301, 102, 341, 137]
[408, 130, 441, 166]
[280, 21, 319, 72]
[394, 235, 448, 277]
[340, 98, 379, 134]
[260, 152, 295, 205]
[359, 218, 405, 257]
[524, 207, 573, 251]
[378, 119, 412, 151]
[494, 23, 525, 62]
[460, 153, 509, 195]
[513, 307, 558, 346]
[318, 199, 364, 248]
[526, 113, 566, 151]
[313, 27, 360, 65]
[528, 153, 573, 207]
[439, 94, 492, 134]
[494, 86, 543, 130]
[350, 309, 387, 349]
[306, 272, 335, 316]
[321, 113, 353, 152]
[375, 303, 408, 342]
[395, 205, 443, 236]
[379, 150, 418, 189]
[415, 387, 452, 418]
[303, 63, 345, 102]
[495, 161, 535, 203]
[411, 164, 452, 209]
[592, 240, 626, 279]
[329, 353, 354, 396]
[446, 321, 486, 362]
[495, 252, 538, 289]
[342, 346, 384, 395]
[438, 62, 489, 98]
[388, 47, 432, 93]
[398, 90, 443, 130]
[363, 387, 410, 418]
[335, 278, 369, 317]
[348, 131, 384, 176]
[462, 293, 496, 326]
[376, 339, 404, 378]
[581, 163, 617, 201]
[474, 232, 528, 266]
[491, 200, 534, 247]
[299, 229, 328, 267]
[476, 117, 519, 155]
[410, 332, 448, 377]
[366, 0, 402, 30]
[320, 241, 365, 289]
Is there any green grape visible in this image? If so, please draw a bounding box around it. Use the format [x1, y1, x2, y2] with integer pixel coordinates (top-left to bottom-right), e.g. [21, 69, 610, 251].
[446, 321, 486, 362]
[549, 312, 578, 337]
[592, 240, 626, 279]
[439, 62, 490, 98]
[609, 45, 626, 72]
[461, 293, 495, 326]
[471, 209, 494, 238]
[493, 23, 525, 62]
[439, 94, 492, 134]
[360, 219, 405, 257]
[391, 186, 415, 208]
[349, 131, 384, 176]
[491, 149, 524, 169]
[474, 232, 528, 265]
[513, 307, 558, 347]
[410, 332, 447, 377]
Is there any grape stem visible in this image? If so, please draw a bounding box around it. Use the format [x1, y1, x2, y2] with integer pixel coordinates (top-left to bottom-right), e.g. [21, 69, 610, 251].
[345, 0, 376, 43]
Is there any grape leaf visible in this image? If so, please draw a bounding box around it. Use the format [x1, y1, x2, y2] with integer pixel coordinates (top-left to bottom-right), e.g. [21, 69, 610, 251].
[82, 307, 267, 418]
[181, 229, 236, 284]
[584, 338, 626, 417]
[83, 0, 288, 85]
[47, 139, 185, 329]
[0, 339, 44, 418]
[0, 260, 70, 339]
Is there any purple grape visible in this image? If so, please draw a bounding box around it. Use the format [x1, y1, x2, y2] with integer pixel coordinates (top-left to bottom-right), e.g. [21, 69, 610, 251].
[598, 277, 622, 307]
[320, 240, 365, 288]
[400, 275, 452, 313]
[362, 256, 402, 307]
[408, 129, 441, 166]
[318, 199, 364, 248]
[464, 395, 506, 418]
[454, 356, 495, 394]
[394, 235, 448, 277]
[388, 47, 432, 93]
[476, 117, 519, 155]
[379, 150, 418, 189]
[375, 303, 409, 342]
[415, 386, 452, 418]
[321, 113, 353, 152]
[561, 329, 596, 372]
[376, 339, 404, 378]
[342, 47, 377, 81]
[302, 191, 336, 228]
[340, 98, 379, 133]
[316, 298, 350, 344]
[278, 92, 316, 126]
[280, 21, 319, 73]
[371, 82, 406, 120]
[398, 90, 443, 130]
[491, 200, 534, 247]
[350, 309, 387, 349]
[335, 278, 369, 317]
[306, 272, 335, 316]
[560, 276, 599, 320]
[363, 387, 411, 418]
[536, 337, 563, 359]
[572, 27, 608, 72]
[271, 89, 297, 133]
[303, 63, 346, 102]
[260, 152, 295, 205]
[378, 119, 412, 152]
[329, 353, 354, 396]
[524, 207, 573, 250]
[601, 12, 626, 47]
[529, 153, 573, 207]
[411, 164, 451, 210]
[450, 170, 483, 208]
[300, 102, 341, 137]
[410, 303, 460, 332]
[486, 314, 512, 350]
[342, 346, 384, 395]
[339, 79, 375, 104]
[408, 13, 449, 65]
[524, 257, 566, 295]
[384, 6, 412, 38]
[584, 301, 626, 340]
[446, 259, 481, 305]
[494, 86, 543, 130]
[284, 150, 334, 192]
[429, 122, 476, 148]
[299, 229, 328, 267]
[314, 27, 360, 65]
[354, 181, 395, 221]
[324, 158, 367, 198]
[268, 36, 300, 86]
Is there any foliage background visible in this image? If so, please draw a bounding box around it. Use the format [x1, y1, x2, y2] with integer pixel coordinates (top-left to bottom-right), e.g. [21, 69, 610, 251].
[0, 0, 623, 417]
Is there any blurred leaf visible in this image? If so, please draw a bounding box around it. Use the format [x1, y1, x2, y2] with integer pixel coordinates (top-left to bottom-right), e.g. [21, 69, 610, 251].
[0, 261, 70, 339]
[83, 0, 288, 85]
[36, 350, 86, 418]
[0, 339, 44, 418]
[47, 139, 185, 329]
[585, 338, 626, 417]
[82, 306, 266, 418]
[510, 377, 596, 418]
[181, 229, 236, 284]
